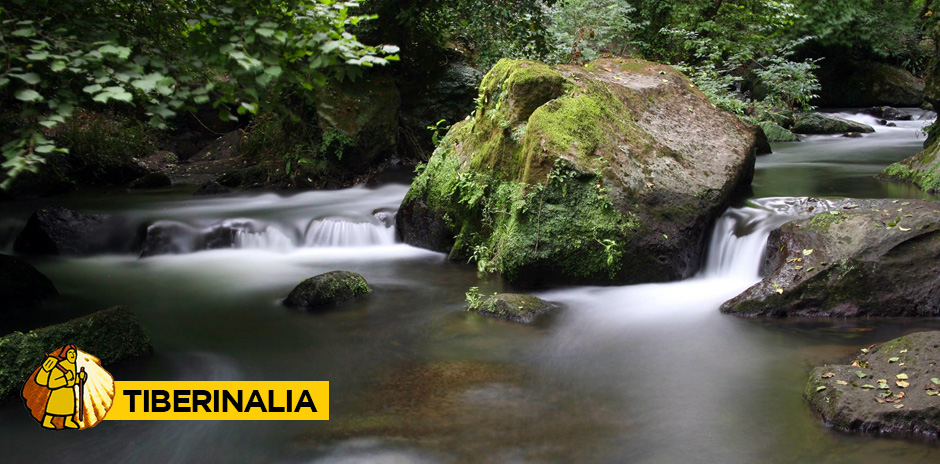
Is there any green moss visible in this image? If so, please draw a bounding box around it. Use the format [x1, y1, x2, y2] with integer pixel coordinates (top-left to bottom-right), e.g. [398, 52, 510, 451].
[880, 141, 940, 192]
[809, 211, 850, 232]
[0, 306, 152, 402]
[758, 121, 799, 142]
[283, 270, 371, 309]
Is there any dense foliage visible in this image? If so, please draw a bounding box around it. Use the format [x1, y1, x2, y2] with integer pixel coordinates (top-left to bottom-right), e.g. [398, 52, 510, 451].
[0, 0, 397, 187]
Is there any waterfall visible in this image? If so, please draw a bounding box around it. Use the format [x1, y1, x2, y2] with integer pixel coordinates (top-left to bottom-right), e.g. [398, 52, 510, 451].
[700, 197, 821, 279]
[303, 217, 396, 247]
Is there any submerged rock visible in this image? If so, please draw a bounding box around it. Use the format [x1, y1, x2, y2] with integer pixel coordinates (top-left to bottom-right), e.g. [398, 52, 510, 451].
[805, 331, 940, 439]
[0, 306, 152, 402]
[14, 207, 131, 256]
[791, 113, 875, 135]
[398, 58, 761, 287]
[470, 293, 554, 324]
[128, 172, 172, 189]
[758, 121, 799, 142]
[721, 198, 940, 317]
[283, 271, 371, 309]
[0, 254, 58, 312]
[879, 140, 940, 193]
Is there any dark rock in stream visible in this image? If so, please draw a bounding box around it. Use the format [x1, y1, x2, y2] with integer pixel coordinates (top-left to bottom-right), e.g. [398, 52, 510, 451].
[0, 306, 152, 402]
[139, 219, 262, 257]
[128, 172, 172, 189]
[0, 254, 58, 312]
[283, 271, 371, 310]
[193, 181, 232, 196]
[721, 198, 940, 317]
[470, 293, 555, 324]
[14, 207, 134, 256]
[791, 113, 875, 135]
[861, 106, 913, 121]
[804, 330, 940, 439]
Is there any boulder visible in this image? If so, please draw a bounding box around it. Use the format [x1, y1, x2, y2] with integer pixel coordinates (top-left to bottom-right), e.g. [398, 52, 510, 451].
[139, 220, 260, 257]
[14, 207, 131, 256]
[721, 198, 940, 317]
[128, 172, 172, 189]
[0, 306, 153, 402]
[470, 293, 554, 324]
[398, 59, 761, 287]
[0, 254, 58, 312]
[283, 271, 371, 309]
[880, 139, 940, 193]
[817, 62, 924, 107]
[861, 106, 913, 121]
[758, 121, 799, 142]
[804, 331, 940, 439]
[791, 113, 875, 135]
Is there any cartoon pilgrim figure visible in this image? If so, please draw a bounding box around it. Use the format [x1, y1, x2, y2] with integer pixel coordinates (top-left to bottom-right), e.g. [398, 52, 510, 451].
[22, 345, 115, 430]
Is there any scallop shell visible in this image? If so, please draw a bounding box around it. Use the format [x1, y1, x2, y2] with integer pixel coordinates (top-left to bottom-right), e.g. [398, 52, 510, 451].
[74, 349, 115, 429]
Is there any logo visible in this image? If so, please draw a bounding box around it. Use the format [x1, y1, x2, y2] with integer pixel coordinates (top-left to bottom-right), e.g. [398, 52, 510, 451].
[21, 345, 115, 430]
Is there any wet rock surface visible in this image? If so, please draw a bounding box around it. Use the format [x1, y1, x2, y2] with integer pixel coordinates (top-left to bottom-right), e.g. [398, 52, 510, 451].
[283, 271, 371, 309]
[792, 113, 876, 135]
[471, 293, 555, 324]
[805, 331, 940, 439]
[721, 198, 940, 317]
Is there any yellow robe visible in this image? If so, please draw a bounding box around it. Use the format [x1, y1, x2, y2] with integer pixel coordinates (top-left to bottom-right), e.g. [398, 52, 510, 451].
[45, 362, 77, 416]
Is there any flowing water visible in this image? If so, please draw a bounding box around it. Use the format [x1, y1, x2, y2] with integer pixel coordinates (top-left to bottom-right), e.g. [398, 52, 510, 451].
[2, 110, 940, 462]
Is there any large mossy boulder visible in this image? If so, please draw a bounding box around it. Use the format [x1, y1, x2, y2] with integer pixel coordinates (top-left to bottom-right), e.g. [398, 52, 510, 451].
[14, 207, 132, 256]
[283, 271, 371, 309]
[398, 59, 761, 287]
[791, 113, 875, 135]
[879, 139, 940, 193]
[470, 293, 554, 324]
[0, 306, 153, 402]
[721, 198, 940, 317]
[804, 331, 940, 438]
[817, 62, 924, 107]
[0, 254, 58, 312]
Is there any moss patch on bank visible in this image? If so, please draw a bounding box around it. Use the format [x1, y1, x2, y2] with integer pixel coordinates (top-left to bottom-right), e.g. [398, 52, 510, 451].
[880, 140, 940, 192]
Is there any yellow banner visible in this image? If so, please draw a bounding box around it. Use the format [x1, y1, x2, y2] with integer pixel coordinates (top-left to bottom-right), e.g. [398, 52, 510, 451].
[105, 381, 329, 420]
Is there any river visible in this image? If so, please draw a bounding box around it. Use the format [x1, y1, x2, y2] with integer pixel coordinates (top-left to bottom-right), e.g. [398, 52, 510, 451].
[1, 110, 939, 463]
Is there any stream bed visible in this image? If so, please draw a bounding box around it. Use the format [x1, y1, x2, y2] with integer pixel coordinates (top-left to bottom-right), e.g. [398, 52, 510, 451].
[1, 110, 940, 463]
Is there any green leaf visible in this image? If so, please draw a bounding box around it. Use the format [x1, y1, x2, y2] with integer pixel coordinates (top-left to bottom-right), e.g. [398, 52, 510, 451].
[14, 89, 42, 102]
[264, 65, 282, 77]
[888, 357, 900, 363]
[897, 373, 908, 380]
[26, 51, 50, 61]
[83, 84, 103, 94]
[855, 370, 866, 379]
[34, 144, 55, 154]
[802, 249, 814, 256]
[11, 73, 41, 85]
[815, 385, 826, 392]
[255, 28, 275, 38]
[860, 384, 875, 389]
[11, 28, 36, 37]
[932, 378, 940, 385]
[50, 61, 67, 72]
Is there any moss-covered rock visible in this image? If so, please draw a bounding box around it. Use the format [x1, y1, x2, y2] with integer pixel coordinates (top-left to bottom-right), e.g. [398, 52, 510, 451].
[0, 254, 58, 313]
[804, 331, 940, 439]
[283, 271, 371, 309]
[470, 293, 554, 324]
[721, 198, 940, 317]
[879, 140, 940, 193]
[398, 58, 760, 286]
[0, 306, 153, 402]
[791, 113, 875, 135]
[758, 121, 799, 142]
